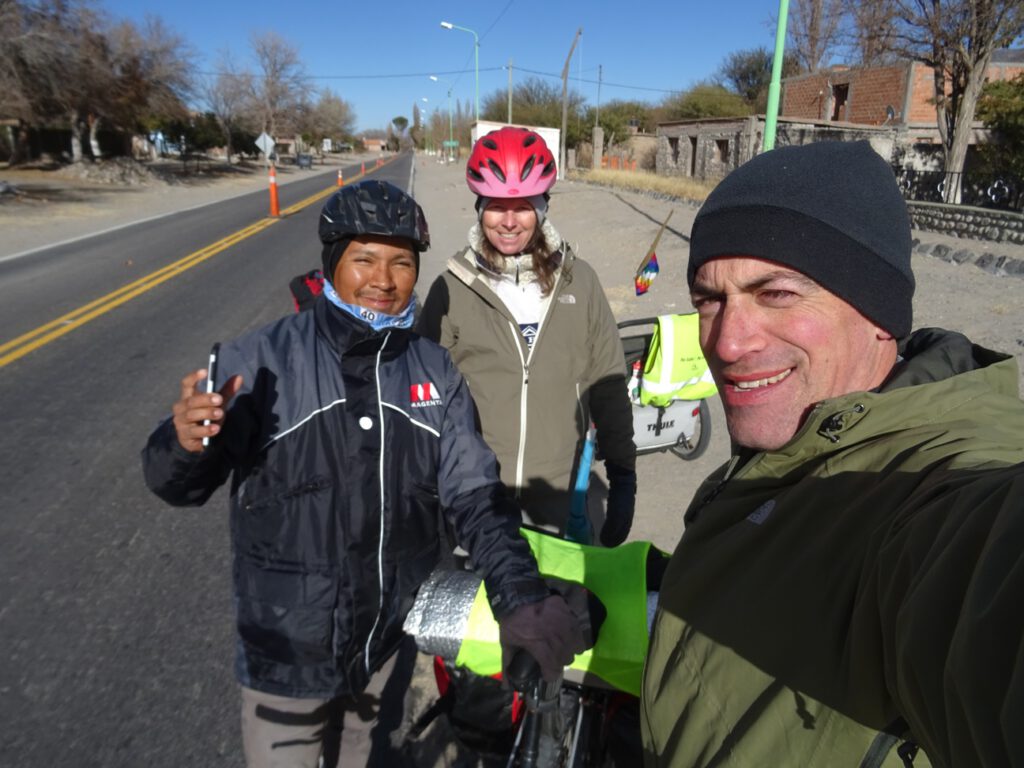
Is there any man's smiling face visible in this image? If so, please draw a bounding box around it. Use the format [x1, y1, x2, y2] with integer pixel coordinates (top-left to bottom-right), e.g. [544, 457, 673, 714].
[690, 256, 897, 451]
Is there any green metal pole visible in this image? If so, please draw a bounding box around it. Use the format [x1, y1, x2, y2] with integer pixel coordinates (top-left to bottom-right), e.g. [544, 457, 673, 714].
[762, 0, 790, 152]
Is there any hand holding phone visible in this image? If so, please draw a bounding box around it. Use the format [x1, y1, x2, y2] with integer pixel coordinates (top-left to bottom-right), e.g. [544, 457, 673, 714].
[202, 342, 220, 448]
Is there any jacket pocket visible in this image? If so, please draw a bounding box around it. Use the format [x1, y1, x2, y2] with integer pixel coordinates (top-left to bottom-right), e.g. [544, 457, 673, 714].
[235, 475, 336, 567]
[235, 566, 338, 666]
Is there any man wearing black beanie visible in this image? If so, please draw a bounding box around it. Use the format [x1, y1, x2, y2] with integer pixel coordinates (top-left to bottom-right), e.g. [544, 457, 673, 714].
[642, 141, 1024, 767]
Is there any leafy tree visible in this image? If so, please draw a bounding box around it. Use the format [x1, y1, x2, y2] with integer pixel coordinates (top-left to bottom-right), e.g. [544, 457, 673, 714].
[389, 115, 409, 151]
[480, 76, 587, 146]
[975, 73, 1024, 178]
[658, 83, 752, 121]
[716, 47, 801, 111]
[103, 16, 194, 152]
[582, 99, 654, 146]
[0, 1, 194, 163]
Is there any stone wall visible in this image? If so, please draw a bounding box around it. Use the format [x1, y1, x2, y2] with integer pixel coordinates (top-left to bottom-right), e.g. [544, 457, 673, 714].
[907, 200, 1024, 245]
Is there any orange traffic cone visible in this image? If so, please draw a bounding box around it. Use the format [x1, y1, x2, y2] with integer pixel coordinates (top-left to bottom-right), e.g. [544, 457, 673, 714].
[268, 166, 280, 217]
[337, 168, 344, 186]
[361, 161, 366, 175]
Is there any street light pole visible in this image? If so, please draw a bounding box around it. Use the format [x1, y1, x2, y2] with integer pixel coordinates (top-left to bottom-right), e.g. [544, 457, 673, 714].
[430, 75, 455, 163]
[440, 20, 479, 123]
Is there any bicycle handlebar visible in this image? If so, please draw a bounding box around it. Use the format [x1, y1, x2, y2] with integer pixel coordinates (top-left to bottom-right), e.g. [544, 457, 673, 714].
[506, 583, 607, 694]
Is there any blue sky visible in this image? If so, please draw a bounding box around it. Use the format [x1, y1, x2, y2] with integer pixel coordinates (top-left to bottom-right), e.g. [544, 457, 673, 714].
[97, 0, 785, 132]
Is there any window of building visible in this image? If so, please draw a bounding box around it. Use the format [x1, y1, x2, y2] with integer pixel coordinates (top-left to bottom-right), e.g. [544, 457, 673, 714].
[669, 136, 680, 165]
[715, 139, 730, 165]
[831, 83, 849, 121]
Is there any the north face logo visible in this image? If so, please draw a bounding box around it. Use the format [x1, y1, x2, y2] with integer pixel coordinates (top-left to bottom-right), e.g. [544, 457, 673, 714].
[410, 382, 442, 408]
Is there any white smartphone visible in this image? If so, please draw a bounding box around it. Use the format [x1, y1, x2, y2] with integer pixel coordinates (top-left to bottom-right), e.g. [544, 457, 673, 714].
[202, 342, 220, 448]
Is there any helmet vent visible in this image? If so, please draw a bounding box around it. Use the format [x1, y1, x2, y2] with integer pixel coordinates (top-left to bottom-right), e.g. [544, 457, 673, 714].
[467, 167, 485, 182]
[523, 134, 537, 147]
[482, 138, 498, 150]
[487, 159, 506, 183]
[520, 155, 536, 181]
[541, 160, 556, 177]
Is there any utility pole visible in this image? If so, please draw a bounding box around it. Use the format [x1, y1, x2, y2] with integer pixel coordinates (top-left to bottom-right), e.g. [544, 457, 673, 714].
[507, 59, 513, 124]
[763, 0, 790, 152]
[593, 64, 604, 170]
[560, 27, 582, 179]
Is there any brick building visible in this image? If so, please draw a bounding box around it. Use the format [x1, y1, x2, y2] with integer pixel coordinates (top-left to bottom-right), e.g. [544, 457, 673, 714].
[782, 52, 1024, 127]
[656, 50, 1024, 181]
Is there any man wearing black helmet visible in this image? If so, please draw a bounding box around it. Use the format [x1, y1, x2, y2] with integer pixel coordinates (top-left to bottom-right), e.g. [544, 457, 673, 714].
[142, 180, 585, 767]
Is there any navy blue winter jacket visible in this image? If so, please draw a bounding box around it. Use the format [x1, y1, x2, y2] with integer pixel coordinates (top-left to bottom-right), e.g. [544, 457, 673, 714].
[142, 297, 548, 698]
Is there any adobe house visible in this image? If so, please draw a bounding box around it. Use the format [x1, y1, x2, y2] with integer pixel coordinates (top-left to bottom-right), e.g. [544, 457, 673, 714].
[656, 50, 1024, 180]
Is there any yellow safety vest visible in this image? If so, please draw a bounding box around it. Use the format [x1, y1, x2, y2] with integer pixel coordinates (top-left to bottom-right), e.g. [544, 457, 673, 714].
[454, 529, 657, 696]
[638, 313, 717, 407]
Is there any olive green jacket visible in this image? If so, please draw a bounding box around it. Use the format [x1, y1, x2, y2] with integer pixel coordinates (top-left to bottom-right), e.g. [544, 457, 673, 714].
[642, 328, 1024, 768]
[416, 240, 634, 532]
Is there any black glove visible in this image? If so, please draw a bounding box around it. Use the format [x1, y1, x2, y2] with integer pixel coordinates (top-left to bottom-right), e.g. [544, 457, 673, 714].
[600, 462, 637, 547]
[498, 595, 586, 683]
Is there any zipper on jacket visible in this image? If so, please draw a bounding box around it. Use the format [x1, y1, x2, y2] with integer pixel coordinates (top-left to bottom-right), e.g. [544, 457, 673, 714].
[509, 319, 530, 493]
[363, 331, 391, 675]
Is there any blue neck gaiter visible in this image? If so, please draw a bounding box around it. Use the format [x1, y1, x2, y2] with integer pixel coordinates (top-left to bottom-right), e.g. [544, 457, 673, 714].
[323, 279, 417, 331]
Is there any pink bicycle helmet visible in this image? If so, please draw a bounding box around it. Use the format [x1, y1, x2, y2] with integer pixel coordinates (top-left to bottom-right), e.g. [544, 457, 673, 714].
[466, 127, 557, 198]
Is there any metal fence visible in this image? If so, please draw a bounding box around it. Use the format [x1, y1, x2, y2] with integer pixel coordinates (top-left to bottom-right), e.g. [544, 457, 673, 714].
[893, 167, 1024, 212]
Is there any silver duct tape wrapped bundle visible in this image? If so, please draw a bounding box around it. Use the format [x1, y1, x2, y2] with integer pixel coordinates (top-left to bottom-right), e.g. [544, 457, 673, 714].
[403, 568, 482, 661]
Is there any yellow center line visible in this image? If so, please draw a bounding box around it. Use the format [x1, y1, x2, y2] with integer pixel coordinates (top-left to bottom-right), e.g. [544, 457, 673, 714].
[1, 157, 401, 369]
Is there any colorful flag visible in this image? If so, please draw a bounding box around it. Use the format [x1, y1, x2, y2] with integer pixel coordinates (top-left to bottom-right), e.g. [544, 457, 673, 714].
[634, 210, 672, 297]
[634, 253, 660, 296]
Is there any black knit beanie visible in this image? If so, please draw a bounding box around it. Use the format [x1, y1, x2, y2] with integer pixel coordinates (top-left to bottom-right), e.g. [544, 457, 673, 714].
[688, 141, 914, 338]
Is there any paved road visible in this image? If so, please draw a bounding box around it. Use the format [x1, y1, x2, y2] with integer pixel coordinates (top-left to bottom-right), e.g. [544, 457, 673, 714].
[0, 155, 420, 767]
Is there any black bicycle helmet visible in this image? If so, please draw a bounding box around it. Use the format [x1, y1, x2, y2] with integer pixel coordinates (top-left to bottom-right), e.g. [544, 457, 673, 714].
[319, 180, 430, 280]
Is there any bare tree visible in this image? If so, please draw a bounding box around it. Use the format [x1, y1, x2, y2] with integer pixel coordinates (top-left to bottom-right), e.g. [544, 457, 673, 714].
[249, 31, 310, 142]
[204, 52, 255, 163]
[787, 0, 845, 72]
[299, 89, 356, 155]
[887, 0, 1024, 201]
[841, 0, 900, 65]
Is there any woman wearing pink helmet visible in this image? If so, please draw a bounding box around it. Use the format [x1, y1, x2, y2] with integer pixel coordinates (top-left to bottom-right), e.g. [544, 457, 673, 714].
[417, 126, 636, 544]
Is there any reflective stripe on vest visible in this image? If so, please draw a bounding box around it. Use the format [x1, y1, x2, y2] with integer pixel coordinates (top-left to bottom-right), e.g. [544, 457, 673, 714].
[454, 529, 654, 696]
[638, 313, 717, 407]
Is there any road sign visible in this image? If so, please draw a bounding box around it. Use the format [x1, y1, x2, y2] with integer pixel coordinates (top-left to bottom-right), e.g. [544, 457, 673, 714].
[255, 132, 275, 156]
[442, 140, 459, 148]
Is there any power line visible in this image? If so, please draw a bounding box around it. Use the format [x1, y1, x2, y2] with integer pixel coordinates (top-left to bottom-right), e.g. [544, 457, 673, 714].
[513, 65, 679, 94]
[197, 64, 679, 96]
[196, 67, 503, 81]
